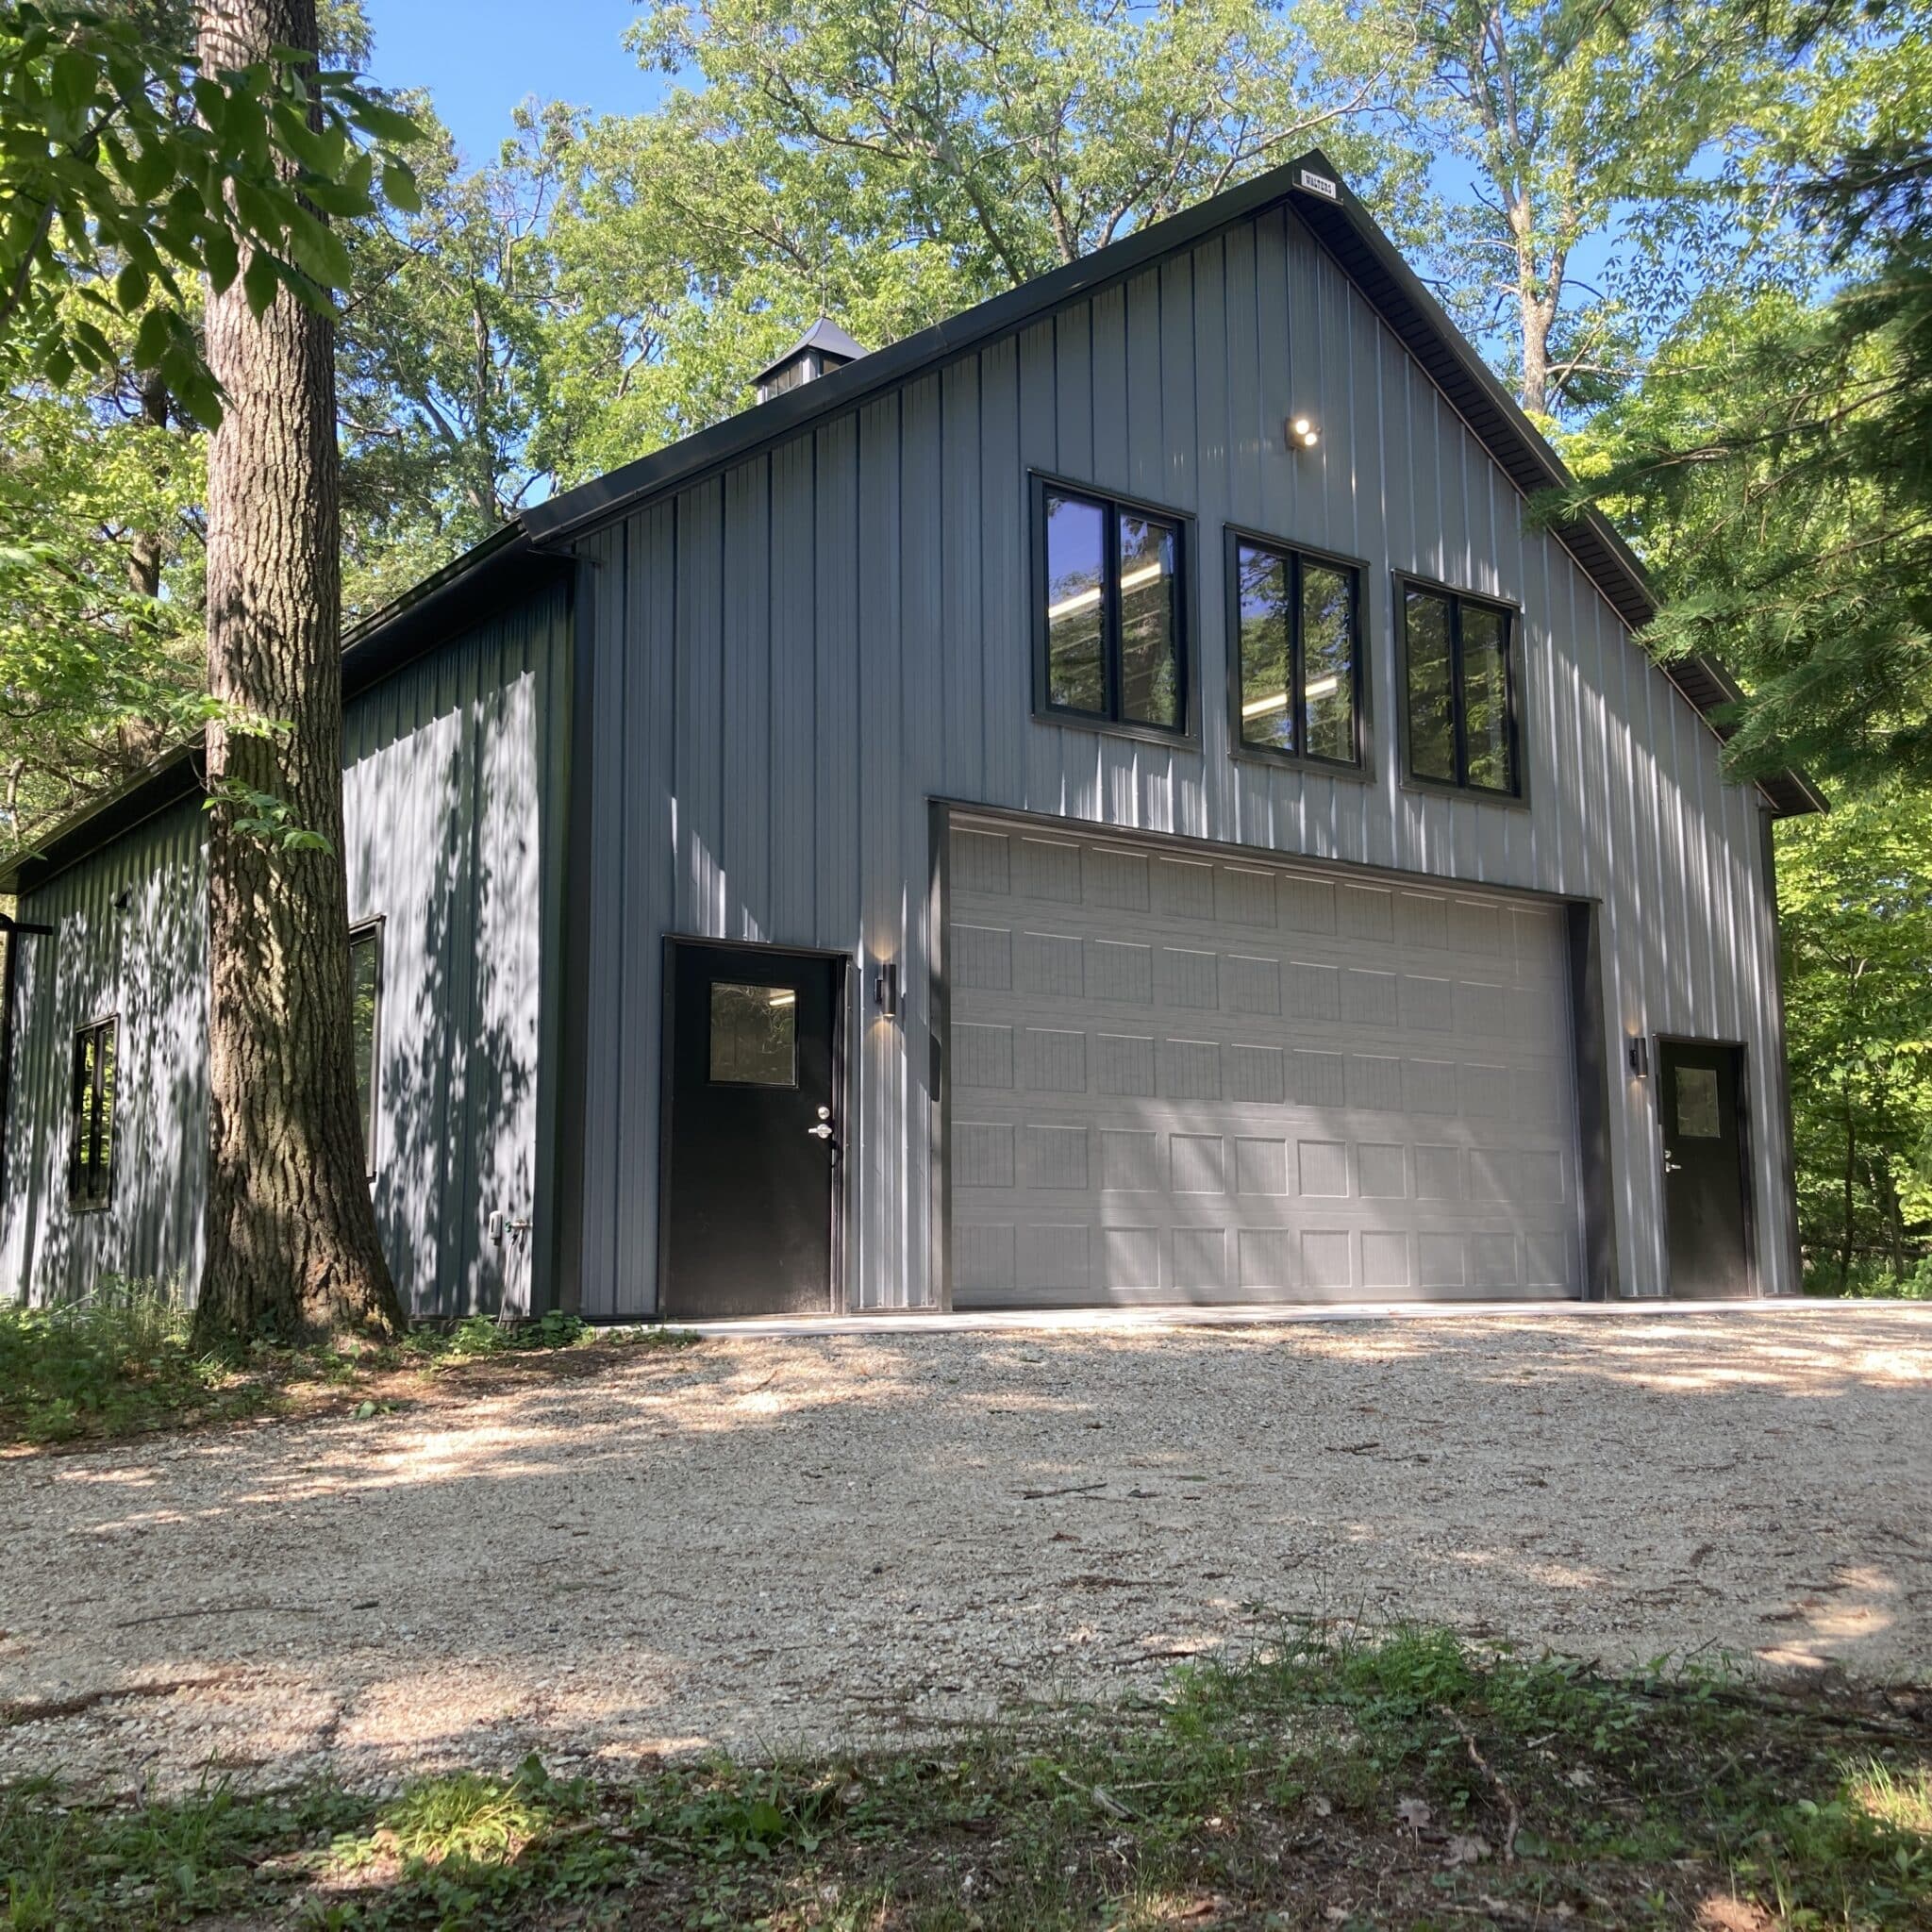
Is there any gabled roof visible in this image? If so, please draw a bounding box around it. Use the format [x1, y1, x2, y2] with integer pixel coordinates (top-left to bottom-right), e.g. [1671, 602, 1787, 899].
[0, 148, 1820, 894]
[752, 316, 868, 384]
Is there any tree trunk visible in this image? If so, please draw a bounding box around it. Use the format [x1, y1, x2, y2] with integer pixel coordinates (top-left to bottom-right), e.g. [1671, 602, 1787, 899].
[192, 0, 404, 1345]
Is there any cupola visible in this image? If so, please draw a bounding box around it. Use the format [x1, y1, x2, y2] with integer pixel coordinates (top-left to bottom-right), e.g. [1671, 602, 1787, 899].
[752, 318, 868, 405]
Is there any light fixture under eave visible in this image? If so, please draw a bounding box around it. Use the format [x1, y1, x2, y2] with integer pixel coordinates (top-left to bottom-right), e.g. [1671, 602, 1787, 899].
[1289, 415, 1320, 449]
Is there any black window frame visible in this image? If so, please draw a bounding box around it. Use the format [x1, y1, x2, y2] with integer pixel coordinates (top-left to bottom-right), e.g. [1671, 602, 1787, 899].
[1030, 472, 1193, 744]
[1395, 575, 1526, 803]
[1224, 526, 1371, 776]
[67, 1013, 117, 1212]
[349, 917, 383, 1179]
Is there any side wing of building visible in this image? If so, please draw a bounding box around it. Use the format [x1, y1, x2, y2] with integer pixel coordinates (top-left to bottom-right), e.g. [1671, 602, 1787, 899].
[1, 581, 573, 1315]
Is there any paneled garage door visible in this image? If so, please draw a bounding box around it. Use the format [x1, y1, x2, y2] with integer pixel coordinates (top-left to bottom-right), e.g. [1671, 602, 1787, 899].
[944, 816, 1582, 1307]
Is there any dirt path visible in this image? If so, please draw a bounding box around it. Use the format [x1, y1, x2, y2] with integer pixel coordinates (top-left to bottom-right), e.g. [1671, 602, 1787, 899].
[2, 1305, 1927, 1794]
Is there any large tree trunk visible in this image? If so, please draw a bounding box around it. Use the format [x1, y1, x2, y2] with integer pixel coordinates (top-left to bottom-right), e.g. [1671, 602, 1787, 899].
[192, 0, 404, 1345]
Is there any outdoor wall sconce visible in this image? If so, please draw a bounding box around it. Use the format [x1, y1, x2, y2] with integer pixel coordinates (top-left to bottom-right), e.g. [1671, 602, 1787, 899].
[1627, 1033, 1650, 1078]
[1288, 415, 1320, 450]
[874, 961, 900, 1020]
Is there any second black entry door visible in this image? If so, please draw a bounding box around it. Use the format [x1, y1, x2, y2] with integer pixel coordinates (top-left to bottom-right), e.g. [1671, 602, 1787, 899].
[660, 941, 844, 1320]
[1657, 1039, 1752, 1299]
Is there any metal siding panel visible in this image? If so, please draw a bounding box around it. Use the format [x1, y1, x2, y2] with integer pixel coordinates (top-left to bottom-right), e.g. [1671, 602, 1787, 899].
[770, 440, 818, 944]
[675, 478, 725, 937]
[723, 458, 773, 941]
[900, 373, 945, 1306]
[572, 521, 625, 1321]
[814, 416, 862, 950]
[976, 340, 1026, 810]
[941, 358, 986, 802]
[615, 503, 679, 1318]
[858, 394, 904, 1308]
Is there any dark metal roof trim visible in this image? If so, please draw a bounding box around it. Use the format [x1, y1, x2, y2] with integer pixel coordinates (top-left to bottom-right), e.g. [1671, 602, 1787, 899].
[5, 144, 1822, 898]
[522, 147, 1817, 816]
[0, 746, 203, 896]
[522, 155, 1351, 548]
[1285, 185, 1824, 819]
[1, 530, 574, 898]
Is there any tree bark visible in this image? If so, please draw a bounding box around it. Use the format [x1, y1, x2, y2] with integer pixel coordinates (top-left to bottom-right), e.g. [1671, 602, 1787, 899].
[192, 0, 404, 1345]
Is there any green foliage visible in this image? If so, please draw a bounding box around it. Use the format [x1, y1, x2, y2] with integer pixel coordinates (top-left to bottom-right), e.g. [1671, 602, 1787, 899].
[1557, 8, 1932, 791]
[1342, 0, 1823, 417]
[0, 1274, 242, 1442]
[0, 0, 419, 425]
[523, 0, 1420, 481]
[3, 1631, 1926, 1929]
[1774, 786, 1932, 1276]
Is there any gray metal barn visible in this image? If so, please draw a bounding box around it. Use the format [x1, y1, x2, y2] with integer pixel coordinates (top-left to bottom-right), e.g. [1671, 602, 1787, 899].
[0, 153, 1819, 1320]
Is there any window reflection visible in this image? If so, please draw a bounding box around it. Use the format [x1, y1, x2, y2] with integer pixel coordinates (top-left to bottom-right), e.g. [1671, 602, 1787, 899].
[1118, 515, 1177, 726]
[1236, 543, 1293, 753]
[1044, 492, 1106, 714]
[1301, 563, 1356, 762]
[1404, 588, 1457, 784]
[1460, 604, 1513, 791]
[710, 982, 799, 1086]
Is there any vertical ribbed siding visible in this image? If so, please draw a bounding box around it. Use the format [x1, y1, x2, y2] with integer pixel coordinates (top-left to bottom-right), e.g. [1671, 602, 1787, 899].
[3, 583, 570, 1314]
[1, 796, 208, 1303]
[572, 200, 1796, 1313]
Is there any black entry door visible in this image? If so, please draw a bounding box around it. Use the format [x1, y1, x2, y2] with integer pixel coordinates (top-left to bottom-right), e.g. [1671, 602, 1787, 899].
[1657, 1040, 1753, 1298]
[660, 941, 844, 1319]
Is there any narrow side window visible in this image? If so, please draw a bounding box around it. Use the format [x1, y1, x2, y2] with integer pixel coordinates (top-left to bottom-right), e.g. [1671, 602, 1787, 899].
[349, 923, 382, 1175]
[68, 1016, 116, 1211]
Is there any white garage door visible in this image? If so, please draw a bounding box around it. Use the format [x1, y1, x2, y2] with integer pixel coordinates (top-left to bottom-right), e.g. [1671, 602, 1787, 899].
[944, 816, 1582, 1307]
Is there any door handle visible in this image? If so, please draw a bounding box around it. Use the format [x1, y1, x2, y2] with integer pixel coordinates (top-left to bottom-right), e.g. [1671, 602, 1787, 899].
[808, 1122, 835, 1141]
[1663, 1152, 1683, 1174]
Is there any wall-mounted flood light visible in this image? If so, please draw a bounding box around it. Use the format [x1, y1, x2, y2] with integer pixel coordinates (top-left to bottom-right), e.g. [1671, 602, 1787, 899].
[1627, 1033, 1650, 1079]
[874, 961, 900, 1019]
[1289, 415, 1320, 450]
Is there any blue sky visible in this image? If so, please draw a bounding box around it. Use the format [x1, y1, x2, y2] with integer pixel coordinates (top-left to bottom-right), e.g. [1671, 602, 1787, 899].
[363, 0, 669, 166]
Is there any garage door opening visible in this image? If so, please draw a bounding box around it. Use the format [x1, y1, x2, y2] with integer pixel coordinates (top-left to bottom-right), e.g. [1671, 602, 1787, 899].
[941, 815, 1584, 1308]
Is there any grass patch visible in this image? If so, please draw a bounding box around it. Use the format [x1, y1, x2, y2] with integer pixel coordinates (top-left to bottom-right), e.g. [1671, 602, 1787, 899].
[0, 1280, 703, 1450]
[2, 1626, 1927, 1927]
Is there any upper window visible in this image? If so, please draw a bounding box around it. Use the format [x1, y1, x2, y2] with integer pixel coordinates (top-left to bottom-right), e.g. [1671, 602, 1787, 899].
[1402, 582, 1520, 795]
[1035, 480, 1186, 734]
[68, 1016, 116, 1211]
[349, 922, 382, 1175]
[1231, 536, 1362, 768]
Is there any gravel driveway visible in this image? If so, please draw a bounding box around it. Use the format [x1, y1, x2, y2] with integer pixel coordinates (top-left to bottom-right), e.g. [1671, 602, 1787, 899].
[2, 1304, 1928, 1794]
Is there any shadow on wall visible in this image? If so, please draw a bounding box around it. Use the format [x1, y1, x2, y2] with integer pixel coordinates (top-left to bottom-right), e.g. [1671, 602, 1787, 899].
[5, 593, 559, 1319]
[1, 799, 209, 1305]
[346, 612, 550, 1323]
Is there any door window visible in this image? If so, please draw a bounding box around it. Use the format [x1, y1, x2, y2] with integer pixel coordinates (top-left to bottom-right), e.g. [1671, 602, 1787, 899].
[1675, 1066, 1722, 1138]
[709, 982, 798, 1086]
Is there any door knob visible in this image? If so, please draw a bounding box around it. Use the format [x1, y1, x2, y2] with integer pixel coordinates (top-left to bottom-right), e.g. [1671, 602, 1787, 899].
[808, 1122, 835, 1140]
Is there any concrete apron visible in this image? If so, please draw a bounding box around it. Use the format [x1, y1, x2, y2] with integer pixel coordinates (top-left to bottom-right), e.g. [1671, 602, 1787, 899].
[625, 1294, 1846, 1341]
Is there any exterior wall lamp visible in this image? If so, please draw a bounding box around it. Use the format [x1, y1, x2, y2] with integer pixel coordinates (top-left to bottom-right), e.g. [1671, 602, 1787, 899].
[1289, 415, 1320, 450]
[1627, 1033, 1650, 1078]
[874, 961, 900, 1020]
